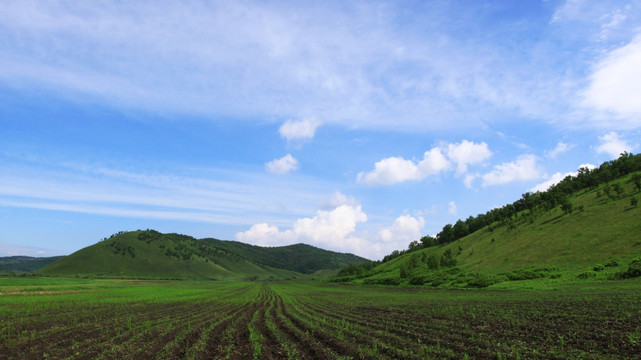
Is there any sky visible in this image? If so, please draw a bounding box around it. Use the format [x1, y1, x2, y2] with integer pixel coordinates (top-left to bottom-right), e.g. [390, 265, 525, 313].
[1, 0, 641, 260]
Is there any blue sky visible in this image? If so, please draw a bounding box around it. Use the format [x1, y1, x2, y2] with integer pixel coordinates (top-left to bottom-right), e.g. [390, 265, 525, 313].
[1, 0, 640, 259]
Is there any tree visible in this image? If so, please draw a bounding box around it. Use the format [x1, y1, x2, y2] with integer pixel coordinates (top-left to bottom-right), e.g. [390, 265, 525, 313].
[420, 235, 436, 248]
[426, 254, 440, 270]
[632, 173, 641, 192]
[408, 240, 421, 251]
[560, 198, 573, 214]
[440, 249, 457, 267]
[613, 183, 625, 198]
[452, 220, 469, 239]
[437, 224, 454, 244]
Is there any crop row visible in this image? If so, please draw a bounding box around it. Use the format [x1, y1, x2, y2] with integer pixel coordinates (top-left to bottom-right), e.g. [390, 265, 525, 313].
[1, 280, 640, 359]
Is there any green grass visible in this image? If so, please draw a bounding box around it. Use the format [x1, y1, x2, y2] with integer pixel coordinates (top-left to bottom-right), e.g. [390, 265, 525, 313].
[2, 278, 640, 359]
[342, 173, 641, 288]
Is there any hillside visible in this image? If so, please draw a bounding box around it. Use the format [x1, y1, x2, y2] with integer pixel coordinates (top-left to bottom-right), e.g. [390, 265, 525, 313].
[0, 256, 65, 273]
[335, 157, 641, 288]
[39, 230, 368, 280]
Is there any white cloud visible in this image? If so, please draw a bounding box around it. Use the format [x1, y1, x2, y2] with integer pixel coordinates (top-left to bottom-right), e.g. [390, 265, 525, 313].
[463, 173, 478, 188]
[357, 140, 491, 186]
[236, 204, 368, 254]
[583, 35, 641, 123]
[545, 142, 572, 158]
[446, 140, 492, 175]
[596, 132, 633, 158]
[265, 154, 299, 174]
[377, 215, 425, 244]
[0, 160, 331, 227]
[418, 147, 451, 177]
[279, 117, 322, 142]
[357, 156, 424, 186]
[448, 201, 457, 215]
[481, 154, 543, 186]
[0, 1, 603, 131]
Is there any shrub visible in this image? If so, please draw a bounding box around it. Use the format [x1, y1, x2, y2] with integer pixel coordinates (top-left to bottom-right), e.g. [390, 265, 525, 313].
[593, 264, 605, 272]
[408, 275, 426, 285]
[614, 258, 641, 279]
[605, 259, 619, 268]
[577, 272, 596, 279]
[466, 273, 503, 288]
[504, 267, 550, 281]
[363, 277, 401, 285]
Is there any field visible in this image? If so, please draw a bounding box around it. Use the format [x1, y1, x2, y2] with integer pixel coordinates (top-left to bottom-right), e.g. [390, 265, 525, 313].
[1, 278, 640, 359]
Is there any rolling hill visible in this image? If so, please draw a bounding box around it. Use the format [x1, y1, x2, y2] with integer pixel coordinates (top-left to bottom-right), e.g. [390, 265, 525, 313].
[335, 156, 641, 288]
[38, 230, 368, 280]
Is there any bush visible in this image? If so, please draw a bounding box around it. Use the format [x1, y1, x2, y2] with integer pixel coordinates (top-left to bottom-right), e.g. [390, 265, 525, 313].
[577, 271, 596, 279]
[363, 277, 401, 285]
[503, 267, 551, 281]
[605, 259, 619, 267]
[466, 273, 503, 288]
[593, 264, 605, 272]
[613, 258, 641, 279]
[408, 275, 426, 285]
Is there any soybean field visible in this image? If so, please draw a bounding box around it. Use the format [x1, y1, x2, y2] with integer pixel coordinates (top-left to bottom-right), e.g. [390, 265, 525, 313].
[1, 278, 640, 359]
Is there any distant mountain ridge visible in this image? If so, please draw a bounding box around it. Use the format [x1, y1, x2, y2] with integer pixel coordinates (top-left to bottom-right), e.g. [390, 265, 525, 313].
[38, 230, 368, 280]
[0, 256, 65, 273]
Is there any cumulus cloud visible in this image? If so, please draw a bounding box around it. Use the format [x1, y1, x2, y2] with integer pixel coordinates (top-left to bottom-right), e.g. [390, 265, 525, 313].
[583, 35, 641, 122]
[377, 215, 425, 244]
[446, 140, 492, 175]
[596, 132, 633, 158]
[279, 117, 322, 142]
[545, 142, 572, 158]
[357, 157, 424, 186]
[265, 154, 298, 174]
[357, 140, 490, 186]
[236, 204, 368, 253]
[481, 154, 543, 186]
[418, 147, 451, 177]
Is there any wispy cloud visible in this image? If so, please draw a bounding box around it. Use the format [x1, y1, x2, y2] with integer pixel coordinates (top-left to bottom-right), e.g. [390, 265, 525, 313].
[0, 160, 331, 227]
[545, 142, 573, 158]
[0, 1, 621, 131]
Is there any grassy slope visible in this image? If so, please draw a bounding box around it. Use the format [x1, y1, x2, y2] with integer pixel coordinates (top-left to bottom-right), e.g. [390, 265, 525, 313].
[39, 231, 367, 280]
[355, 173, 641, 287]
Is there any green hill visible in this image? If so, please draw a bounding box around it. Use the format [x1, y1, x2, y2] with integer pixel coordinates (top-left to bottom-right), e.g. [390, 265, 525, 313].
[335, 155, 641, 288]
[0, 256, 65, 273]
[39, 230, 368, 280]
